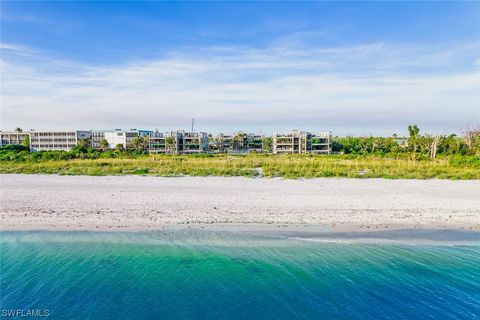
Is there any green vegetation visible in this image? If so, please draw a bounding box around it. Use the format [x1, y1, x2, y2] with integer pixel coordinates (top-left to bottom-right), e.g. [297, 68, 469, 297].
[0, 149, 478, 179]
[333, 132, 478, 159]
[0, 152, 258, 177]
[99, 138, 109, 151]
[262, 137, 273, 152]
[21, 135, 29, 147]
[165, 136, 176, 154]
[0, 125, 478, 179]
[260, 154, 480, 179]
[128, 136, 149, 152]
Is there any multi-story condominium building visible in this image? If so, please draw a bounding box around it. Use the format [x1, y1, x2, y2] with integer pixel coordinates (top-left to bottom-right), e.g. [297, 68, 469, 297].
[311, 132, 332, 154]
[209, 132, 263, 153]
[1, 127, 332, 155]
[209, 133, 237, 153]
[246, 133, 263, 153]
[104, 129, 151, 149]
[157, 131, 183, 154]
[231, 131, 247, 152]
[207, 134, 221, 152]
[217, 133, 235, 153]
[272, 130, 312, 154]
[0, 131, 30, 147]
[148, 131, 167, 154]
[29, 131, 91, 151]
[149, 131, 182, 154]
[182, 132, 208, 154]
[152, 131, 208, 154]
[91, 130, 106, 149]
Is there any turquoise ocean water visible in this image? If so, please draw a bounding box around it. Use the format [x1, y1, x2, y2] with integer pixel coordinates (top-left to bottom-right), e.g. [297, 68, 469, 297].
[1, 230, 479, 319]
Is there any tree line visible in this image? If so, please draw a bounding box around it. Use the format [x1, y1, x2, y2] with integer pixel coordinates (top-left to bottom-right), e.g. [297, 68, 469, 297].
[333, 125, 480, 159]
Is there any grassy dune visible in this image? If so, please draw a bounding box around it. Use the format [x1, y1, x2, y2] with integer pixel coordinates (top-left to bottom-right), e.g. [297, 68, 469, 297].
[1, 154, 479, 179]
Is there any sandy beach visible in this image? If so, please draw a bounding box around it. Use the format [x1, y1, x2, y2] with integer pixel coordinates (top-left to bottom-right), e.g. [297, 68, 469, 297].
[0, 174, 479, 232]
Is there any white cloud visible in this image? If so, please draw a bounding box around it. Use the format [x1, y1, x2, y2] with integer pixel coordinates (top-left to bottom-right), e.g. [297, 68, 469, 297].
[1, 42, 479, 135]
[0, 43, 35, 57]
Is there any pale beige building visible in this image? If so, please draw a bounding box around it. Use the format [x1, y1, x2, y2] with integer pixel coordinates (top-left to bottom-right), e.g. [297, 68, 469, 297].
[29, 131, 91, 151]
[181, 131, 208, 154]
[311, 132, 332, 154]
[0, 131, 30, 147]
[272, 130, 311, 154]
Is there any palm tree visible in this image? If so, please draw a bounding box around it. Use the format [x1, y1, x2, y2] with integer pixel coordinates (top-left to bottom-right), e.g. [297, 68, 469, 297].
[206, 134, 218, 152]
[233, 132, 245, 152]
[77, 138, 89, 147]
[166, 136, 176, 154]
[99, 138, 109, 151]
[214, 136, 222, 152]
[408, 124, 421, 156]
[262, 137, 272, 152]
[128, 136, 148, 152]
[15, 127, 23, 133]
[22, 135, 30, 148]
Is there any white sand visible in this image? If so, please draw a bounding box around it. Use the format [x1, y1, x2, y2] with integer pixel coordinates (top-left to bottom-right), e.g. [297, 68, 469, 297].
[0, 174, 479, 232]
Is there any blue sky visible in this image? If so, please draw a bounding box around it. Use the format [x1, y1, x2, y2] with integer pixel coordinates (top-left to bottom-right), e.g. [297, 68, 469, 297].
[1, 1, 479, 135]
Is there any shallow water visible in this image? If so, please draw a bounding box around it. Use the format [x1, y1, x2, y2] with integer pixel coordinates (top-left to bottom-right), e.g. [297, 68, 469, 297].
[1, 230, 479, 319]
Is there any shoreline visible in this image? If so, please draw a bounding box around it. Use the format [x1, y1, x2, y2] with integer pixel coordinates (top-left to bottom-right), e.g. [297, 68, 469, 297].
[1, 222, 479, 233]
[1, 174, 479, 232]
[2, 226, 480, 246]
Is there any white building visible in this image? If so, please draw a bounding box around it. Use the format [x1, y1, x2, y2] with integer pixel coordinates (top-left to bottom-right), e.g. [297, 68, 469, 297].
[29, 131, 91, 151]
[104, 129, 151, 149]
[91, 130, 106, 149]
[0, 131, 30, 147]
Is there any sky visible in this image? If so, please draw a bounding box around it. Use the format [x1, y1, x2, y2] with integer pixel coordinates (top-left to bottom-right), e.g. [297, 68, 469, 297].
[1, 1, 479, 136]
